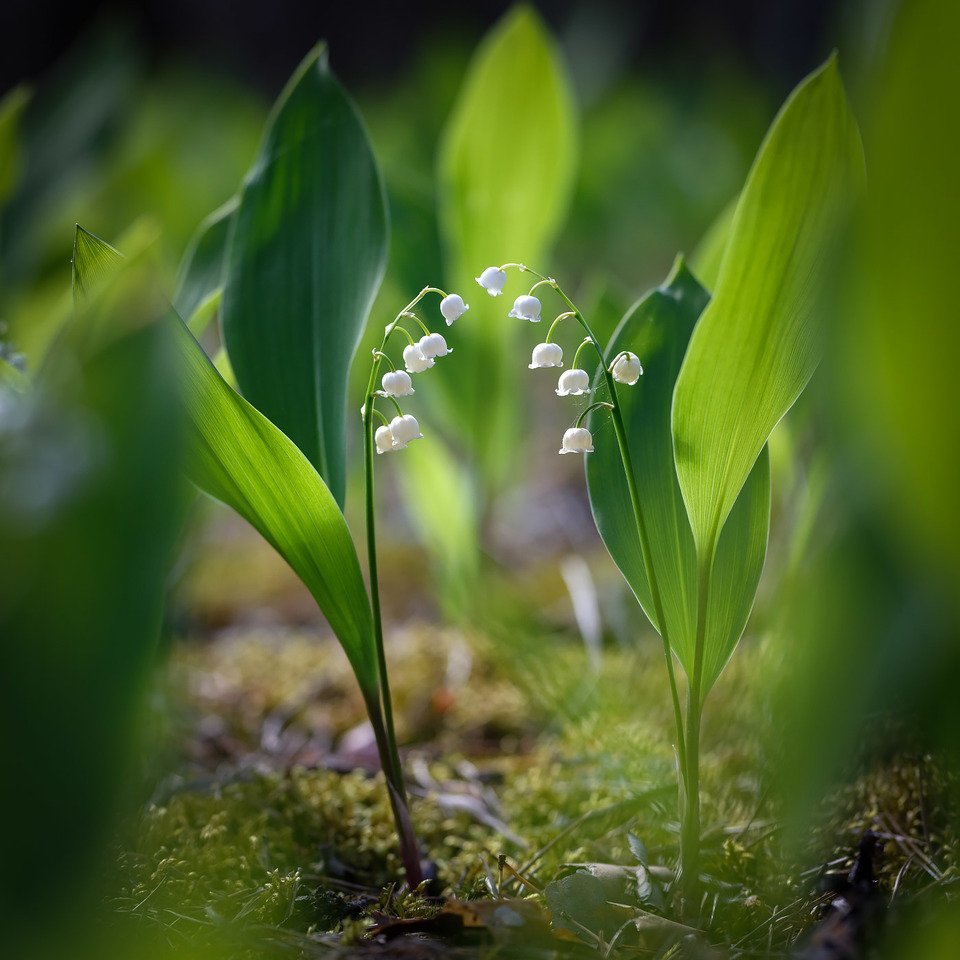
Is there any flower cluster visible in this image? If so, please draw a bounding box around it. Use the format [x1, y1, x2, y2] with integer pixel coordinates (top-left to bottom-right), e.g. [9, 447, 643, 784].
[477, 264, 644, 454]
[367, 288, 467, 454]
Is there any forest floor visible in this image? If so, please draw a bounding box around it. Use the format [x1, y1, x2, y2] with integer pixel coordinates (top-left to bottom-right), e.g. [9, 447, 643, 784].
[110, 509, 958, 958]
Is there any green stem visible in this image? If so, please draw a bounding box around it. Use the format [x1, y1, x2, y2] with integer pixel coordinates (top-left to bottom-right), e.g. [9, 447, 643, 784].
[545, 312, 575, 343]
[363, 383, 423, 888]
[679, 534, 716, 906]
[571, 337, 602, 370]
[575, 401, 613, 429]
[521, 265, 688, 783]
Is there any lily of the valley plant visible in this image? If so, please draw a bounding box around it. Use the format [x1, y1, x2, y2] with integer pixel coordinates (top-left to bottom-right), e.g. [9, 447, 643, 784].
[474, 54, 863, 903]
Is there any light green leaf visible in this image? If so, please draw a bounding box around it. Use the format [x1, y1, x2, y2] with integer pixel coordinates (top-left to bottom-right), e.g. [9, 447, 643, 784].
[397, 437, 479, 618]
[175, 196, 237, 336]
[587, 261, 770, 694]
[439, 5, 576, 279]
[222, 45, 388, 509]
[436, 4, 577, 493]
[673, 56, 864, 555]
[170, 316, 378, 694]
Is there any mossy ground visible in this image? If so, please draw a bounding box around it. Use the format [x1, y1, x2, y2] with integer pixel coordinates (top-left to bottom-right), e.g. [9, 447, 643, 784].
[113, 515, 958, 957]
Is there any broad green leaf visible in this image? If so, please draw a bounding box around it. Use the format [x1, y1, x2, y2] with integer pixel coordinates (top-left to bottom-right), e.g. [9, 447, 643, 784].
[439, 5, 576, 279]
[170, 316, 378, 694]
[436, 4, 576, 493]
[587, 260, 770, 695]
[70, 224, 378, 697]
[0, 86, 30, 207]
[222, 45, 388, 509]
[673, 56, 864, 554]
[175, 196, 236, 335]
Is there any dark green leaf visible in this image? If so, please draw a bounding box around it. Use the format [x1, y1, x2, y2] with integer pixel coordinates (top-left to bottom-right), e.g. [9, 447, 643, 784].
[221, 45, 388, 509]
[175, 196, 236, 335]
[587, 261, 770, 695]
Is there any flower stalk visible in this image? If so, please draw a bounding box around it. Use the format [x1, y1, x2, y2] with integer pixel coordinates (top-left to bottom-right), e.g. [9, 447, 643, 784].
[358, 284, 462, 889]
[493, 263, 695, 897]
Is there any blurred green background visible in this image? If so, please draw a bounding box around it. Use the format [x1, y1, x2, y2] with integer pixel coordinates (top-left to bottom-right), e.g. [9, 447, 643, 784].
[2, 0, 959, 957]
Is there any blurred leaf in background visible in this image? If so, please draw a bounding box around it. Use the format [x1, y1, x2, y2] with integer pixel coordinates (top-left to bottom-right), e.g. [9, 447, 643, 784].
[0, 27, 263, 366]
[777, 0, 960, 844]
[0, 250, 185, 955]
[436, 4, 577, 497]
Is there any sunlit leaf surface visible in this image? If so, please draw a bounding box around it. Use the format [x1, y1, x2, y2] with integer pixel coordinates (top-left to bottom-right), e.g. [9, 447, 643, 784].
[673, 56, 864, 555]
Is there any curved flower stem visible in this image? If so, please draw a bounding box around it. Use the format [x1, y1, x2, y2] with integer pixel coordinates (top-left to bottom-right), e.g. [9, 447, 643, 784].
[607, 350, 630, 372]
[389, 326, 417, 348]
[545, 312, 576, 343]
[357, 286, 449, 891]
[572, 337, 603, 370]
[575, 401, 614, 429]
[372, 350, 396, 371]
[400, 311, 432, 338]
[527, 277, 556, 296]
[679, 528, 718, 903]
[369, 405, 391, 428]
[514, 265, 688, 778]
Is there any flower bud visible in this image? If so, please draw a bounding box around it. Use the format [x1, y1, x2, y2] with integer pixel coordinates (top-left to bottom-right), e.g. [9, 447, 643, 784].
[559, 427, 594, 455]
[375, 425, 396, 454]
[440, 294, 469, 325]
[508, 295, 542, 322]
[556, 368, 591, 397]
[528, 342, 564, 369]
[389, 414, 424, 448]
[403, 343, 434, 374]
[475, 266, 507, 297]
[611, 352, 643, 385]
[381, 370, 415, 397]
[418, 332, 452, 358]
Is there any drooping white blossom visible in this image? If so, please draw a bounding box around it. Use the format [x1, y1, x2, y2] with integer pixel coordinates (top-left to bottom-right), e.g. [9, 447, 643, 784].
[559, 427, 594, 455]
[389, 414, 424, 449]
[508, 295, 542, 323]
[528, 342, 564, 369]
[611, 352, 643, 385]
[403, 343, 434, 374]
[475, 266, 507, 297]
[375, 425, 396, 454]
[440, 294, 469, 325]
[381, 370, 415, 397]
[418, 332, 452, 358]
[556, 368, 591, 397]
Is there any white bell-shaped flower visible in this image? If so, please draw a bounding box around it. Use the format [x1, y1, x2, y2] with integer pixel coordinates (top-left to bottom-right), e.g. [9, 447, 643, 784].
[528, 342, 563, 369]
[418, 332, 452, 358]
[475, 266, 507, 297]
[389, 414, 423, 449]
[508, 294, 542, 322]
[559, 427, 594, 455]
[375, 425, 396, 454]
[403, 343, 434, 374]
[381, 370, 415, 397]
[556, 368, 591, 397]
[611, 352, 643, 385]
[440, 294, 469, 325]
